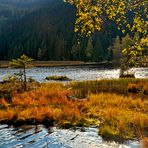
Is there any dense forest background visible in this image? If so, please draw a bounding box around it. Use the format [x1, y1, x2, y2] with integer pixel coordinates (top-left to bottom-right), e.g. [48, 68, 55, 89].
[0, 0, 124, 61]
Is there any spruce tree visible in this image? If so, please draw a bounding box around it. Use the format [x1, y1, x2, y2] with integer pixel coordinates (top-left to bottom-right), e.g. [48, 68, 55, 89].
[10, 54, 33, 90]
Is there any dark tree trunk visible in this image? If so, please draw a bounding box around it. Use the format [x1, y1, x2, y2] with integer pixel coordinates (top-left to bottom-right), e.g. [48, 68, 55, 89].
[23, 65, 27, 90]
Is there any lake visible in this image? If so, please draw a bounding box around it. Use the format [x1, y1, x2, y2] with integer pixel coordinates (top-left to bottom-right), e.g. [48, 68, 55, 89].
[0, 66, 148, 82]
[0, 66, 147, 148]
[0, 125, 140, 148]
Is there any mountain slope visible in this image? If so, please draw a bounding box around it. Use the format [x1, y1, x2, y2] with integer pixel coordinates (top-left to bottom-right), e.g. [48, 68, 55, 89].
[0, 0, 76, 60]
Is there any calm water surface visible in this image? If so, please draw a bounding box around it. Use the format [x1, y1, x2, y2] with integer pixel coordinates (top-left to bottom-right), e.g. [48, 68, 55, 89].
[0, 66, 148, 82]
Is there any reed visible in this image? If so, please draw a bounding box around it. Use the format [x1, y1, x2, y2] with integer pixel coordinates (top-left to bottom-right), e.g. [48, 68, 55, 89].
[85, 93, 148, 140]
[69, 78, 148, 98]
[0, 79, 148, 141]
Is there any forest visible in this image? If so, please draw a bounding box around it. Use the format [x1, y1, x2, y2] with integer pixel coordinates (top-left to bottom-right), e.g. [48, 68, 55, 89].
[0, 0, 129, 62]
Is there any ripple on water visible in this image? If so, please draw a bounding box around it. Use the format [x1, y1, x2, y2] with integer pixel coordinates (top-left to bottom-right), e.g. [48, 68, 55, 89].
[0, 67, 147, 82]
[0, 125, 140, 148]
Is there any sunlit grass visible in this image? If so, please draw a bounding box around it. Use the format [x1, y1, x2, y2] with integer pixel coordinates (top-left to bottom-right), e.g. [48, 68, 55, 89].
[0, 82, 83, 127]
[69, 78, 148, 98]
[85, 93, 148, 140]
[0, 79, 148, 141]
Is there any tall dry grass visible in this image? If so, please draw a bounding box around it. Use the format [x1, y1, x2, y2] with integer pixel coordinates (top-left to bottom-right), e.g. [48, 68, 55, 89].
[0, 82, 84, 127]
[69, 79, 148, 98]
[0, 80, 148, 141]
[85, 93, 148, 141]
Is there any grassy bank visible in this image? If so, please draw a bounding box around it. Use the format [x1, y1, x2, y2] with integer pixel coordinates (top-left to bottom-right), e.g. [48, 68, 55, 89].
[0, 79, 148, 142]
[0, 61, 110, 68]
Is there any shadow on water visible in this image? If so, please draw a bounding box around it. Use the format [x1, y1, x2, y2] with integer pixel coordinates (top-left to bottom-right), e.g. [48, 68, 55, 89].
[0, 124, 140, 148]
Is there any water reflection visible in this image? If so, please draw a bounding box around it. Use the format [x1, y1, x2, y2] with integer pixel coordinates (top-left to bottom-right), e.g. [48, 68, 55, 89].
[0, 124, 140, 148]
[0, 66, 148, 82]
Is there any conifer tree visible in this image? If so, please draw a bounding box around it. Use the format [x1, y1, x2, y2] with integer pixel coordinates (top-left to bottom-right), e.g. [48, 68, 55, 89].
[10, 54, 33, 90]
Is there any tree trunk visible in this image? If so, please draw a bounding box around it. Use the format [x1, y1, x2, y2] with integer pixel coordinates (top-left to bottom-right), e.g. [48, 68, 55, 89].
[23, 65, 27, 90]
[119, 68, 125, 78]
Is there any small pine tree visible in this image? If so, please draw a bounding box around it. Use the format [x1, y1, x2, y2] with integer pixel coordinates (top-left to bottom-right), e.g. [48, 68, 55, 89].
[9, 54, 33, 90]
[71, 43, 80, 60]
[120, 34, 135, 77]
[107, 46, 113, 61]
[93, 38, 104, 61]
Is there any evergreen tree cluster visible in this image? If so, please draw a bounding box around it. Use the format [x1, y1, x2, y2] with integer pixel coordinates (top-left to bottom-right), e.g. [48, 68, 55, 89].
[0, 0, 123, 61]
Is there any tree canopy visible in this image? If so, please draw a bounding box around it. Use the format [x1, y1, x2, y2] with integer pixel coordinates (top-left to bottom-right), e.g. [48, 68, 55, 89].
[65, 0, 147, 36]
[65, 0, 148, 67]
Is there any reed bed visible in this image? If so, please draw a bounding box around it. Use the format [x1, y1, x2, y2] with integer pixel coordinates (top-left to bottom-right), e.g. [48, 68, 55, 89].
[85, 93, 148, 141]
[69, 78, 148, 98]
[0, 79, 148, 141]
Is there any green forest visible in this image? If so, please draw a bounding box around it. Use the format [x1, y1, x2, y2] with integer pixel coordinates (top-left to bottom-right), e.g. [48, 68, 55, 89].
[0, 0, 147, 63]
[0, 0, 125, 61]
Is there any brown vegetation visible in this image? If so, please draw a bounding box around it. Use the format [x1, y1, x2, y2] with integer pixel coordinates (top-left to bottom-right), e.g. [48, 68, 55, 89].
[0, 78, 148, 142]
[69, 78, 148, 98]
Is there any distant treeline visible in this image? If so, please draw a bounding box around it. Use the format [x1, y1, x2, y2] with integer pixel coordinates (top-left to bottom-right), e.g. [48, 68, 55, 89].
[0, 0, 130, 62]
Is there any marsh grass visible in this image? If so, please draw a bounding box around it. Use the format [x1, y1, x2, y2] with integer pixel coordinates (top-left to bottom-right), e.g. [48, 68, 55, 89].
[141, 137, 148, 148]
[0, 79, 148, 141]
[0, 83, 84, 127]
[85, 93, 148, 141]
[0, 81, 40, 101]
[69, 79, 148, 98]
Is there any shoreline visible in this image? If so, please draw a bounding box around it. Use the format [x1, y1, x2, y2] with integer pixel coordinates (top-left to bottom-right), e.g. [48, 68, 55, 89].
[0, 61, 114, 68]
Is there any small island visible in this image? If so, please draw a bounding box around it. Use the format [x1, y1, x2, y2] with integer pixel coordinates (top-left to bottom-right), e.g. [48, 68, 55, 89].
[45, 75, 71, 81]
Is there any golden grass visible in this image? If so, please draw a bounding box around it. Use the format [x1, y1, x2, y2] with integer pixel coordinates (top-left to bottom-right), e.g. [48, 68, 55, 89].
[0, 99, 9, 108]
[0, 83, 83, 127]
[69, 79, 148, 98]
[0, 79, 148, 141]
[85, 93, 148, 140]
[141, 137, 148, 148]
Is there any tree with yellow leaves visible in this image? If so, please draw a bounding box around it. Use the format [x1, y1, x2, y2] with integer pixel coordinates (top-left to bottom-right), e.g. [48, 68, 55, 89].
[65, 0, 148, 76]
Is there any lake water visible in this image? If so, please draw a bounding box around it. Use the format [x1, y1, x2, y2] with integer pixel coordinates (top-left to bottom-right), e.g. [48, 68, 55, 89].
[0, 125, 140, 148]
[0, 66, 148, 82]
[0, 66, 147, 147]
